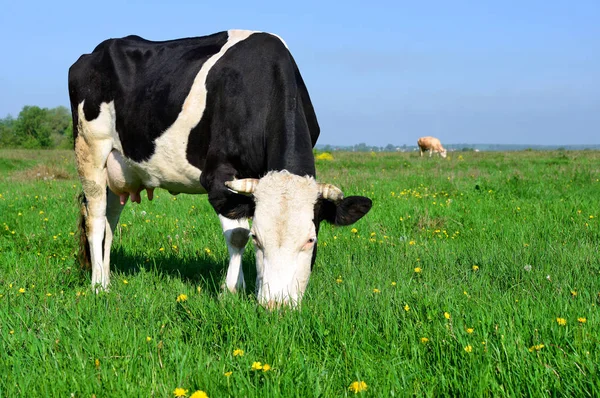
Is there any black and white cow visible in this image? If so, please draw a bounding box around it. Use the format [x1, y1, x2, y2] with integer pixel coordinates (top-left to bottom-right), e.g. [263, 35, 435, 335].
[69, 29, 372, 307]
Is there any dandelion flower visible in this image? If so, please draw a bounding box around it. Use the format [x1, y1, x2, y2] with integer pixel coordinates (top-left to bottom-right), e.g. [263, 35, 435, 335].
[373, 288, 380, 293]
[571, 290, 577, 297]
[414, 267, 422, 273]
[466, 328, 474, 334]
[189, 391, 208, 398]
[444, 312, 451, 319]
[529, 344, 544, 352]
[95, 359, 100, 368]
[420, 337, 429, 344]
[173, 388, 188, 397]
[251, 361, 263, 370]
[472, 265, 479, 271]
[556, 317, 567, 326]
[464, 345, 473, 353]
[18, 288, 25, 293]
[404, 304, 410, 312]
[262, 363, 271, 372]
[123, 279, 128, 284]
[409, 240, 416, 245]
[204, 248, 211, 254]
[233, 349, 244, 357]
[336, 277, 343, 284]
[146, 336, 152, 342]
[578, 317, 587, 324]
[351, 228, 358, 234]
[348, 381, 368, 393]
[176, 294, 188, 303]
[224, 371, 232, 377]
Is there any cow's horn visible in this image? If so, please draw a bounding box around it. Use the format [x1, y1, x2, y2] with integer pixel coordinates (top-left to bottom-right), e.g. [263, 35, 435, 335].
[318, 183, 344, 203]
[225, 178, 259, 194]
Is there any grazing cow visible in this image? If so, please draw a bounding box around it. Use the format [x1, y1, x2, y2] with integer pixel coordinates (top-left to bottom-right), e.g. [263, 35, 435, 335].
[417, 136, 447, 158]
[68, 30, 372, 307]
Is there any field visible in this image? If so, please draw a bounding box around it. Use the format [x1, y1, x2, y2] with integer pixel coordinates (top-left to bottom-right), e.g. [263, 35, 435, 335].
[1, 148, 599, 397]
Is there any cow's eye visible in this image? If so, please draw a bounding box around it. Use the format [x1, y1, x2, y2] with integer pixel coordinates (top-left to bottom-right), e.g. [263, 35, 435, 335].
[308, 237, 316, 244]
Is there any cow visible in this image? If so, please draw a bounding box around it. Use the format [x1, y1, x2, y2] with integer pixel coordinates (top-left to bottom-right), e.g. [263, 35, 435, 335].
[68, 29, 372, 308]
[417, 136, 447, 158]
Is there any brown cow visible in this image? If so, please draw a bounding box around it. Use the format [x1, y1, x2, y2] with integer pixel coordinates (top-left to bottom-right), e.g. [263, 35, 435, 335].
[417, 136, 447, 158]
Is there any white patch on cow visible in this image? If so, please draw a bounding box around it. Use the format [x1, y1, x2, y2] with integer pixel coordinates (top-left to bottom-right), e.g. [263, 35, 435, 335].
[251, 171, 318, 307]
[134, 29, 256, 194]
[219, 214, 250, 293]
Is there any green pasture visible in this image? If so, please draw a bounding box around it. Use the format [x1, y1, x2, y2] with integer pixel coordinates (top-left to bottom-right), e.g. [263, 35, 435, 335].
[0, 149, 599, 397]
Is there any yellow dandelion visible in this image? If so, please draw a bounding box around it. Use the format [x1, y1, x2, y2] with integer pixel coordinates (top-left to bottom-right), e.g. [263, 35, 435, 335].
[571, 290, 577, 297]
[146, 336, 152, 342]
[404, 304, 410, 312]
[233, 349, 244, 357]
[9, 330, 14, 335]
[409, 240, 416, 245]
[224, 371, 233, 377]
[176, 294, 188, 303]
[529, 344, 545, 352]
[251, 361, 263, 370]
[18, 288, 25, 293]
[472, 265, 479, 271]
[336, 277, 343, 284]
[444, 312, 451, 319]
[370, 232, 376, 237]
[46, 293, 52, 297]
[173, 388, 188, 397]
[123, 279, 128, 284]
[172, 245, 178, 250]
[466, 328, 474, 334]
[556, 317, 567, 326]
[204, 248, 211, 254]
[348, 381, 368, 393]
[95, 359, 100, 368]
[464, 345, 473, 353]
[189, 391, 208, 398]
[262, 363, 271, 372]
[578, 317, 587, 324]
[373, 288, 380, 293]
[414, 267, 422, 273]
[420, 337, 429, 344]
[159, 247, 164, 251]
[391, 281, 397, 286]
[351, 228, 358, 234]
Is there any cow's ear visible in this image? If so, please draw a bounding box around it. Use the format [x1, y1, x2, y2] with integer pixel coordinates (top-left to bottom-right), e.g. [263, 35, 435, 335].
[320, 196, 372, 226]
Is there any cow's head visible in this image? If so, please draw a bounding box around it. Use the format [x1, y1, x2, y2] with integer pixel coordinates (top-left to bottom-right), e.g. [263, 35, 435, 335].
[226, 171, 371, 308]
[440, 149, 448, 158]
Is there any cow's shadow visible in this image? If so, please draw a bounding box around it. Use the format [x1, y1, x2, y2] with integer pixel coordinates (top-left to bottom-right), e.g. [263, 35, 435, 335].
[108, 247, 257, 297]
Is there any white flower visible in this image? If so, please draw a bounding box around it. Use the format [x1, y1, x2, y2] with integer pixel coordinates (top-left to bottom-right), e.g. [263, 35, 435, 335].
[140, 210, 147, 216]
[546, 275, 551, 281]
[524, 264, 532, 272]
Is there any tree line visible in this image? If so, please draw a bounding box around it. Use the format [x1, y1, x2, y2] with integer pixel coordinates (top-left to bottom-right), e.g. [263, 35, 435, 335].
[0, 106, 73, 149]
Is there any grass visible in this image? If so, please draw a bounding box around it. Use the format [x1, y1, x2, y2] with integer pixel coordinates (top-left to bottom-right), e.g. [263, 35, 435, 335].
[0, 148, 599, 397]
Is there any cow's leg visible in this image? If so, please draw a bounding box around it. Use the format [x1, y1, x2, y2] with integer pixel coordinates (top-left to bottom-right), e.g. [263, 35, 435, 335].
[75, 103, 114, 291]
[219, 215, 250, 293]
[429, 149, 433, 157]
[102, 189, 125, 283]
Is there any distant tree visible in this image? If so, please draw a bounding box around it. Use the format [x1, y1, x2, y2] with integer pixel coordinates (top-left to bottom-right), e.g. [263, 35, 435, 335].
[355, 142, 368, 152]
[384, 144, 396, 152]
[13, 106, 53, 148]
[0, 115, 17, 147]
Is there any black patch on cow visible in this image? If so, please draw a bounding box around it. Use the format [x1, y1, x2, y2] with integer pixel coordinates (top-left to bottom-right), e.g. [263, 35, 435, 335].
[68, 32, 229, 161]
[195, 33, 320, 217]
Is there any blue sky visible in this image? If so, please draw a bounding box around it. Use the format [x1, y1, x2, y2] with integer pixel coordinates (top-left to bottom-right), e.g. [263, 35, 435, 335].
[1, 0, 599, 146]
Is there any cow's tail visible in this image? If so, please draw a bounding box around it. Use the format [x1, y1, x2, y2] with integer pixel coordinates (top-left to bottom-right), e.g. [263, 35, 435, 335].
[77, 192, 92, 270]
